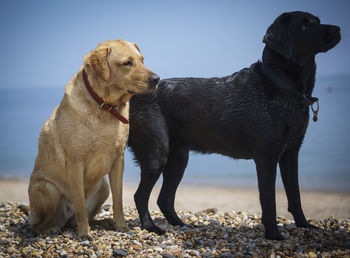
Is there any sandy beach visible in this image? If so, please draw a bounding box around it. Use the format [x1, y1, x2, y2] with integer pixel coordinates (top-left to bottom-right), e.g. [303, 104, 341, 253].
[0, 178, 349, 220]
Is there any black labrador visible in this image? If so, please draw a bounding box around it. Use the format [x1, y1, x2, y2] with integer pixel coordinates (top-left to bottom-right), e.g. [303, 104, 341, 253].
[128, 11, 341, 240]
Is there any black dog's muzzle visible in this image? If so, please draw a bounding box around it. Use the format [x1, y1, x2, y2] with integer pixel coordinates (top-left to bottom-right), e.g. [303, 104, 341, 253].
[321, 25, 341, 51]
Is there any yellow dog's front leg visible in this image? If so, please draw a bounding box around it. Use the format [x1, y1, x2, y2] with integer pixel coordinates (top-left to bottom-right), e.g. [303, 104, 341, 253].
[109, 153, 129, 232]
[69, 163, 93, 240]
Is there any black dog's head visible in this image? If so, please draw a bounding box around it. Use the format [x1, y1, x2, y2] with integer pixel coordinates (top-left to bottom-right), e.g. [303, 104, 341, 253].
[263, 11, 341, 59]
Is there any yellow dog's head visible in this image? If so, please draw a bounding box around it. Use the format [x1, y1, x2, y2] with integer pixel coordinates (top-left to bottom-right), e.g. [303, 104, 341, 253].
[83, 39, 159, 102]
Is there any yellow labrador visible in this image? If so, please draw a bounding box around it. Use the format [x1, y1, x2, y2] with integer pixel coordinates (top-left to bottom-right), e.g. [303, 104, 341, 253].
[28, 39, 159, 240]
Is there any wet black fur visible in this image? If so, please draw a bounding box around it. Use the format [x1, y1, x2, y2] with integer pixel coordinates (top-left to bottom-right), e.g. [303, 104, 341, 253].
[128, 11, 341, 240]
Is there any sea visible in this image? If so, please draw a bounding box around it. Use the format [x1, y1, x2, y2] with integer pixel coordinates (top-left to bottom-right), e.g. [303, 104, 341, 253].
[0, 75, 349, 192]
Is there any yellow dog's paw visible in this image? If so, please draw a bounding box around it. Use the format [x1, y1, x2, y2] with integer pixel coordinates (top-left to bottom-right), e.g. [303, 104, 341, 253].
[36, 226, 62, 236]
[114, 222, 130, 232]
[79, 233, 94, 242]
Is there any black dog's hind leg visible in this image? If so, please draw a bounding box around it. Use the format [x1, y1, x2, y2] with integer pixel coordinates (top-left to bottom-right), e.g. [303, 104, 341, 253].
[134, 166, 164, 234]
[157, 147, 189, 226]
[279, 148, 316, 229]
[255, 157, 283, 240]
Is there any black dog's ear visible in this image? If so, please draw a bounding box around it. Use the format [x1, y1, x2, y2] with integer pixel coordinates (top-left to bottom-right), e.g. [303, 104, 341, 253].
[263, 13, 293, 59]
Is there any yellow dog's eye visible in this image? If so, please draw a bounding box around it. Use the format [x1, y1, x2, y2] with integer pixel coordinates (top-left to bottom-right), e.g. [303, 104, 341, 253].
[123, 61, 133, 67]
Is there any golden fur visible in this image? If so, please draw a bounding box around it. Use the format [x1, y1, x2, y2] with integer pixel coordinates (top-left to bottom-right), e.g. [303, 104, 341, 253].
[28, 39, 158, 240]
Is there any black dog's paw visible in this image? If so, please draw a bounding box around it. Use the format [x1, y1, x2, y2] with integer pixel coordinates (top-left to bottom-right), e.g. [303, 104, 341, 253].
[150, 226, 165, 235]
[296, 221, 317, 230]
[166, 215, 186, 227]
[143, 224, 165, 235]
[265, 230, 284, 240]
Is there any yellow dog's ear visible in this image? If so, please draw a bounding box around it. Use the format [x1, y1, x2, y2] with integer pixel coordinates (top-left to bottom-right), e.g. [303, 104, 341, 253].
[86, 47, 111, 81]
[132, 42, 141, 53]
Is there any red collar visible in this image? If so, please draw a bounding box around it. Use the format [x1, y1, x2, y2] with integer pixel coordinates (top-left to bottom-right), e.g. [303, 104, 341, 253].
[82, 69, 129, 124]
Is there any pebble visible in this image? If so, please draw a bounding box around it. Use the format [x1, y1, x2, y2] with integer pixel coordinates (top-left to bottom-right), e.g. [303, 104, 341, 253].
[102, 204, 112, 211]
[113, 248, 127, 256]
[188, 249, 200, 256]
[0, 239, 8, 245]
[80, 240, 90, 246]
[142, 232, 153, 239]
[62, 231, 73, 239]
[159, 243, 177, 250]
[131, 239, 141, 245]
[6, 246, 16, 254]
[153, 247, 164, 252]
[163, 239, 174, 245]
[0, 201, 349, 257]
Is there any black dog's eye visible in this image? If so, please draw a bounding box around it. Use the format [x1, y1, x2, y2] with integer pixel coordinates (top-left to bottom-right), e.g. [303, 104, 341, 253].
[123, 61, 133, 67]
[301, 19, 311, 31]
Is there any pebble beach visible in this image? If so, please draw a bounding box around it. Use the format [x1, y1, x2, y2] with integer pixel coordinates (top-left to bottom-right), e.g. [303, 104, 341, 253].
[0, 179, 349, 257]
[0, 201, 349, 257]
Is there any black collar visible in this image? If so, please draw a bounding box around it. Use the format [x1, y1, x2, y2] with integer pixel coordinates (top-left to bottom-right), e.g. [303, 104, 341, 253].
[261, 62, 320, 121]
[260, 62, 318, 107]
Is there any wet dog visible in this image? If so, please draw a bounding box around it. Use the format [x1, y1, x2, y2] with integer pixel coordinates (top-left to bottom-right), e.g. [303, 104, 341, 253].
[28, 40, 159, 240]
[128, 12, 340, 240]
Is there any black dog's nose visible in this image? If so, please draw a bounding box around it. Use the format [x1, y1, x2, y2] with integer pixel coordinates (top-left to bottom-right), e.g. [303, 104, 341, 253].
[329, 25, 341, 42]
[148, 73, 160, 88]
[329, 25, 341, 36]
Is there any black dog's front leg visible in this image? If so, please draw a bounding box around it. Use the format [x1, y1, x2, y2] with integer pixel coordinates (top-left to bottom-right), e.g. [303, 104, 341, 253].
[134, 171, 165, 235]
[255, 157, 283, 240]
[279, 148, 316, 229]
[157, 148, 189, 227]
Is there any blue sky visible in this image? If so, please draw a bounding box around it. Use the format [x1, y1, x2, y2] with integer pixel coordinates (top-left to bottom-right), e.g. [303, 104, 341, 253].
[0, 1, 349, 189]
[0, 0, 349, 89]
